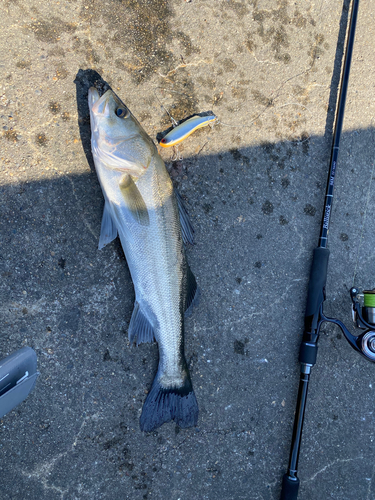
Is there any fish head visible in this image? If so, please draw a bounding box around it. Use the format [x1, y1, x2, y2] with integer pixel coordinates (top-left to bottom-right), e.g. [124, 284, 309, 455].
[88, 88, 156, 176]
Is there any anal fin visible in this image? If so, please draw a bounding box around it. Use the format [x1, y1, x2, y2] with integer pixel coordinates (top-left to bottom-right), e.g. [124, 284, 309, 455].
[128, 302, 155, 345]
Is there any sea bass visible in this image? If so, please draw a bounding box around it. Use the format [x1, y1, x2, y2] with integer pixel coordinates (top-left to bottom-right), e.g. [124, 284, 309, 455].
[88, 87, 199, 432]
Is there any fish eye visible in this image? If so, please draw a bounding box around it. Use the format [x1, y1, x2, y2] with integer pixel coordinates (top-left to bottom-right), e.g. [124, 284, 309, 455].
[116, 107, 129, 118]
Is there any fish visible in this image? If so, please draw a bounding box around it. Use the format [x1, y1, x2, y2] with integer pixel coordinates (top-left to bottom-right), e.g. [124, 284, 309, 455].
[88, 87, 199, 432]
[159, 114, 217, 148]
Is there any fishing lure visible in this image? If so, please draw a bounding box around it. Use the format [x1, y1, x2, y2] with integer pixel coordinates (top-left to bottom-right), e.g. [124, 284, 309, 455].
[159, 114, 217, 148]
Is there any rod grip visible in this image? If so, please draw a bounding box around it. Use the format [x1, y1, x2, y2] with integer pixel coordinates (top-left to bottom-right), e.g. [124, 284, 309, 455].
[280, 474, 300, 500]
[305, 247, 330, 319]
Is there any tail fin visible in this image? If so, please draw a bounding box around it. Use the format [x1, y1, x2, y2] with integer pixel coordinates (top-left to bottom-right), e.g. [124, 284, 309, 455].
[140, 373, 198, 432]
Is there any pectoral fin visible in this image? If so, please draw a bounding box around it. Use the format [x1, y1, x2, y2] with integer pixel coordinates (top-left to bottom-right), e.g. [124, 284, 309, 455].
[119, 174, 149, 226]
[98, 201, 118, 250]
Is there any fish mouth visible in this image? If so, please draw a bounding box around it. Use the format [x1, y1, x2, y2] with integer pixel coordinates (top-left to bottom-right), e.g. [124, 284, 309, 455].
[89, 88, 113, 116]
[89, 88, 129, 118]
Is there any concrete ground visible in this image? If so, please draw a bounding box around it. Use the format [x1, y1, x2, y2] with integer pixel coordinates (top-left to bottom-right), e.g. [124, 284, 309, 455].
[1, 0, 375, 499]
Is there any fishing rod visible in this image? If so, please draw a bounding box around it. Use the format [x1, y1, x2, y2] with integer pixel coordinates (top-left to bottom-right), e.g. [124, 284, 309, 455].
[279, 1, 373, 498]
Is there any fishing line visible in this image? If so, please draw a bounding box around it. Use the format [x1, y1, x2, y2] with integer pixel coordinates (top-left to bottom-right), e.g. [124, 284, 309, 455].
[153, 89, 178, 127]
[218, 100, 314, 136]
[364, 291, 375, 308]
[152, 89, 181, 160]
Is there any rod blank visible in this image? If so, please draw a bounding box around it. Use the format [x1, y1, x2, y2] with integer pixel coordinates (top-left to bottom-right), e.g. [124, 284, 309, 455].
[280, 1, 360, 498]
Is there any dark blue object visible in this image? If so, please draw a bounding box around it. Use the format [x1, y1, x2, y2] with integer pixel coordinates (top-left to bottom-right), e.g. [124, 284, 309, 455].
[0, 347, 39, 418]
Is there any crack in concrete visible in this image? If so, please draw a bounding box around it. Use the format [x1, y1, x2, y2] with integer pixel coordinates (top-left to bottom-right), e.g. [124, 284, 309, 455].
[158, 58, 213, 79]
[21, 413, 101, 498]
[192, 281, 298, 338]
[306, 454, 364, 482]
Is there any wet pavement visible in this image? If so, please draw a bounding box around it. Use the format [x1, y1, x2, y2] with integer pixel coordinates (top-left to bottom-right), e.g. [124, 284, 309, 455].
[1, 1, 375, 499]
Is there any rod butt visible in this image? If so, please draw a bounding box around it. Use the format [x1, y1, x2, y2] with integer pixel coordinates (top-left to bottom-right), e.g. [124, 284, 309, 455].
[280, 474, 300, 500]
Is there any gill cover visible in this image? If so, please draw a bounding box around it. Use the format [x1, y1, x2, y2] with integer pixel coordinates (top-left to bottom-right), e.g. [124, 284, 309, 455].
[88, 87, 156, 175]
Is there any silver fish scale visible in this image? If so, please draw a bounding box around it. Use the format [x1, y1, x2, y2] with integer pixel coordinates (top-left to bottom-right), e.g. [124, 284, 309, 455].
[96, 152, 188, 389]
[135, 156, 187, 388]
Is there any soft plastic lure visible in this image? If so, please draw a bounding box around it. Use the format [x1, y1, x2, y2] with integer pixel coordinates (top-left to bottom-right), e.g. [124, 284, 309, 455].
[159, 114, 217, 148]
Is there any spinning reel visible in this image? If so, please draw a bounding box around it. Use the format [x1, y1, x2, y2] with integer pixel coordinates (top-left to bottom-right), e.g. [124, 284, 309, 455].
[349, 287, 375, 361]
[318, 288, 375, 363]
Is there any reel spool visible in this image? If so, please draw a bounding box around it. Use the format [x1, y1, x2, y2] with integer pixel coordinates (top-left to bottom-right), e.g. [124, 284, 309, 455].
[351, 288, 375, 328]
[363, 289, 375, 325]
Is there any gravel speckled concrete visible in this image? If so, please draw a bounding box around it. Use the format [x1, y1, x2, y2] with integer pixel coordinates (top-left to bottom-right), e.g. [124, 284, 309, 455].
[1, 1, 375, 499]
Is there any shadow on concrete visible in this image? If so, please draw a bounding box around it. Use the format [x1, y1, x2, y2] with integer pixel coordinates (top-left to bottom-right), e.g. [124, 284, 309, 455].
[0, 121, 374, 500]
[323, 0, 351, 142]
[74, 69, 114, 174]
